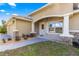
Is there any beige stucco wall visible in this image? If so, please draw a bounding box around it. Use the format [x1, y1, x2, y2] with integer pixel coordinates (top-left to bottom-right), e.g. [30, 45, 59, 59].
[16, 19, 32, 36]
[7, 17, 32, 37]
[7, 18, 16, 36]
[30, 3, 73, 22]
[70, 13, 79, 31]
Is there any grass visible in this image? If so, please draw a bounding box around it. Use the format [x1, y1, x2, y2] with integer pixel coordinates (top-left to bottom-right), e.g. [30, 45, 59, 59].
[0, 41, 79, 56]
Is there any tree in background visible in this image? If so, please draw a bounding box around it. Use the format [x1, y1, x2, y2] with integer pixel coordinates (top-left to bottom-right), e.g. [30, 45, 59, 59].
[0, 20, 7, 34]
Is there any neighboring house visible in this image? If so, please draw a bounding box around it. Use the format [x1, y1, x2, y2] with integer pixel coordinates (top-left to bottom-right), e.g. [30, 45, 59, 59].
[6, 3, 79, 37]
[6, 16, 32, 37]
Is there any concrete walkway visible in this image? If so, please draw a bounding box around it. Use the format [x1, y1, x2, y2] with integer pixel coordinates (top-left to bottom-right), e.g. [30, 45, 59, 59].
[0, 37, 48, 52]
[0, 34, 62, 52]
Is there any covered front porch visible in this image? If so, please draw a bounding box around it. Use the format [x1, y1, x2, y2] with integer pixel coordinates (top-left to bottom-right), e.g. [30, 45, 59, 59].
[32, 15, 74, 37]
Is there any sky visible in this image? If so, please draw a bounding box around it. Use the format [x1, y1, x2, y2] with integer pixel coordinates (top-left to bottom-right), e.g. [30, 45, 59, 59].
[0, 3, 46, 25]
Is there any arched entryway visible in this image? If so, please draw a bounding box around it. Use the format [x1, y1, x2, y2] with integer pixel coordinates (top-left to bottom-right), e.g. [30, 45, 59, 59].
[32, 10, 79, 37]
[34, 17, 63, 35]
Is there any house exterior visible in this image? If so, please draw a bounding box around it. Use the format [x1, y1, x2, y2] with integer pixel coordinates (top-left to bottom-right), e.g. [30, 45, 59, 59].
[6, 16, 32, 37]
[6, 3, 79, 38]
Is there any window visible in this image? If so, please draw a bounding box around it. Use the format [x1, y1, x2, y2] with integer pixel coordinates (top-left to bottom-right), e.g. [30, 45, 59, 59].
[49, 21, 63, 33]
[49, 22, 55, 32]
[73, 3, 79, 10]
[56, 22, 63, 27]
[41, 24, 44, 29]
[12, 20, 15, 24]
[55, 27, 62, 33]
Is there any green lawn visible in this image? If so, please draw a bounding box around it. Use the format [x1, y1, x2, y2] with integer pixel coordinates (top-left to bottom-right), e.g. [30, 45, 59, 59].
[0, 41, 79, 56]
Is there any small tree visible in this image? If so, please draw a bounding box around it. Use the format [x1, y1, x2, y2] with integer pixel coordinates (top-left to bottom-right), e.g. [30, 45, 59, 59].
[0, 20, 7, 34]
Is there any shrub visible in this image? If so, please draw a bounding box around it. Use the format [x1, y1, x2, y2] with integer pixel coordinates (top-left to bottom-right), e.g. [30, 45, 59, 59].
[22, 34, 27, 40]
[8, 38, 12, 41]
[2, 39, 6, 43]
[0, 26, 7, 34]
[15, 36, 21, 41]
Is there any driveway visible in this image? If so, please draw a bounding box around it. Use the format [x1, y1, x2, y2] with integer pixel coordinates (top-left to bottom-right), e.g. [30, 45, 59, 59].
[0, 37, 48, 52]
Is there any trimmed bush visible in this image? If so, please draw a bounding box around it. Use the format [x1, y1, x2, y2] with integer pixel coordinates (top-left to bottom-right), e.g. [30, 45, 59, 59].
[2, 39, 6, 43]
[15, 36, 21, 41]
[22, 34, 27, 40]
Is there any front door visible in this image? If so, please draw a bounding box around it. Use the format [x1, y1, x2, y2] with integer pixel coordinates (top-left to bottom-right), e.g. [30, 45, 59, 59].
[39, 22, 46, 35]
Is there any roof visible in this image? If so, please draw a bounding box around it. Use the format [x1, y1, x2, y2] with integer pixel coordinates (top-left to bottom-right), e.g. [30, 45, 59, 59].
[12, 15, 32, 21]
[27, 3, 79, 17]
[26, 3, 52, 16]
[6, 15, 32, 25]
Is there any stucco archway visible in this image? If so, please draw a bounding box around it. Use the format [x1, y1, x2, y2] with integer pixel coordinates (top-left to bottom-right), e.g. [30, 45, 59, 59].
[34, 16, 64, 35]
